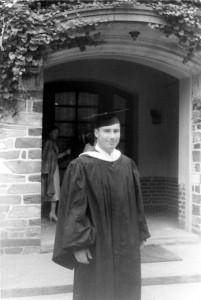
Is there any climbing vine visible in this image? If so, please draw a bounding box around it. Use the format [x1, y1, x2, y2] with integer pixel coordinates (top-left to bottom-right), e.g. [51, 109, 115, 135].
[0, 0, 201, 116]
[147, 0, 201, 63]
[0, 0, 105, 114]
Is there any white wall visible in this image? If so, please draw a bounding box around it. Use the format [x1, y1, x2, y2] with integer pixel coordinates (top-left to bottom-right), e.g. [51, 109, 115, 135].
[45, 59, 179, 178]
[165, 82, 179, 178]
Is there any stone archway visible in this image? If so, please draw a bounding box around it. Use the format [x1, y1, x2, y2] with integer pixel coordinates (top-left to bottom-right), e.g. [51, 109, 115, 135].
[1, 6, 201, 255]
[44, 6, 201, 235]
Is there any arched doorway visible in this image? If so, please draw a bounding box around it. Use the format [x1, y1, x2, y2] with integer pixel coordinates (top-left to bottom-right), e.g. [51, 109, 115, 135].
[41, 58, 181, 250]
[1, 4, 200, 256]
[40, 6, 201, 250]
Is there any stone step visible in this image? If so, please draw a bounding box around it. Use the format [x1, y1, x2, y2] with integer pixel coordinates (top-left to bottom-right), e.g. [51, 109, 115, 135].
[41, 233, 201, 254]
[2, 274, 201, 299]
[147, 236, 200, 245]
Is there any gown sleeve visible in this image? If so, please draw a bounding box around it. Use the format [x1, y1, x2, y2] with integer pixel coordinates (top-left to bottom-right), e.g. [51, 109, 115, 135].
[132, 161, 151, 242]
[52, 158, 96, 269]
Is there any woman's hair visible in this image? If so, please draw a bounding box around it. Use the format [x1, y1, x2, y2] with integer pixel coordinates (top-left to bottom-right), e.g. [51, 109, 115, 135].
[85, 132, 96, 146]
[43, 125, 60, 141]
[48, 125, 60, 135]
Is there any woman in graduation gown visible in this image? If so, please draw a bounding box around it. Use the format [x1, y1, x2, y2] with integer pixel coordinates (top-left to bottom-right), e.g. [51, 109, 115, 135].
[52, 111, 151, 300]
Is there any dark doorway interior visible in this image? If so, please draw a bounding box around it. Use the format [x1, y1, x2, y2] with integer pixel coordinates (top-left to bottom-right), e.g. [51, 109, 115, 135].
[42, 81, 138, 222]
[43, 81, 138, 178]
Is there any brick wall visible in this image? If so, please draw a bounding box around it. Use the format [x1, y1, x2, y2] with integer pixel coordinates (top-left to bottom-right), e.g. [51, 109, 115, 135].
[165, 177, 179, 215]
[141, 177, 166, 212]
[141, 176, 179, 214]
[178, 183, 186, 229]
[0, 75, 43, 254]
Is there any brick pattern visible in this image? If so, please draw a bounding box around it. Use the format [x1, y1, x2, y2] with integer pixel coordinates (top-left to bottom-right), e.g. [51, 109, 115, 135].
[0, 84, 43, 254]
[165, 178, 179, 215]
[141, 177, 166, 212]
[178, 184, 186, 229]
[192, 74, 201, 236]
[141, 177, 179, 214]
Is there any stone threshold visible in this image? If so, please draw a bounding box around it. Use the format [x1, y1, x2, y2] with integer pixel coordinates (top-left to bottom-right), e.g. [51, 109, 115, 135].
[1, 275, 201, 298]
[41, 237, 200, 254]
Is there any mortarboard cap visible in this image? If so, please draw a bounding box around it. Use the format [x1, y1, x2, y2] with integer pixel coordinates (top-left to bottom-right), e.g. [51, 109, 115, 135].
[84, 109, 128, 129]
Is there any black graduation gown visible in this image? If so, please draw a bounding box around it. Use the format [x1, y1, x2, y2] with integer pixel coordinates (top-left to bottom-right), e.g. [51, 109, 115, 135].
[52, 154, 150, 300]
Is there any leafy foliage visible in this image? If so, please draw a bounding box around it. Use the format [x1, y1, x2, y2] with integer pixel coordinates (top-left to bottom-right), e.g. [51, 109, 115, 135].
[148, 0, 201, 63]
[1, 0, 201, 115]
[0, 0, 104, 111]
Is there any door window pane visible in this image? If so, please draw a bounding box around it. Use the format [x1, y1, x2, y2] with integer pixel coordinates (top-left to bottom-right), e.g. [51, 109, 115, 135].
[55, 123, 75, 137]
[55, 92, 76, 105]
[78, 93, 98, 106]
[78, 107, 98, 121]
[78, 122, 92, 133]
[55, 107, 76, 121]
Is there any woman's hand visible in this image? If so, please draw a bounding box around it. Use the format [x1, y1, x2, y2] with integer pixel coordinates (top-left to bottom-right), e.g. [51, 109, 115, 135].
[65, 148, 71, 155]
[74, 248, 92, 264]
[58, 149, 71, 159]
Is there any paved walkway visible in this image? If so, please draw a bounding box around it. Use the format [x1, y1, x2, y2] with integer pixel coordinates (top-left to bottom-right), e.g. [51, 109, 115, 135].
[4, 283, 201, 300]
[1, 213, 201, 300]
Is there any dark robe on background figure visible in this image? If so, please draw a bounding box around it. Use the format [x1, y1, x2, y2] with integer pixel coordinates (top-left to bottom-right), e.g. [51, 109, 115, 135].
[53, 150, 150, 300]
[41, 138, 60, 201]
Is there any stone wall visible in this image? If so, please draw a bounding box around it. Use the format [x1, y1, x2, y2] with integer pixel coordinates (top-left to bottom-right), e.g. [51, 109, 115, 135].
[0, 74, 43, 254]
[192, 73, 201, 235]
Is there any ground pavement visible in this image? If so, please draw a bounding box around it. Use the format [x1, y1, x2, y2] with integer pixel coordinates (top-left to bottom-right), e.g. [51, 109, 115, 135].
[1, 214, 201, 300]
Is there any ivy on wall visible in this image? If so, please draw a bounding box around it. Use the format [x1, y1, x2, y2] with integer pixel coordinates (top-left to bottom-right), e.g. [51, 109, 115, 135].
[0, 0, 201, 116]
[0, 0, 104, 116]
[148, 0, 201, 63]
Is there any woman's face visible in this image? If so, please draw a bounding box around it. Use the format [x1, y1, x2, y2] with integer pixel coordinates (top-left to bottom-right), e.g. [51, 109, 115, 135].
[50, 129, 59, 140]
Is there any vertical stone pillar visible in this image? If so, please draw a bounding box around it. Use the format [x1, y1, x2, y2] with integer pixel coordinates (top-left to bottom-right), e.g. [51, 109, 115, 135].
[192, 73, 201, 235]
[0, 71, 43, 254]
[178, 77, 191, 231]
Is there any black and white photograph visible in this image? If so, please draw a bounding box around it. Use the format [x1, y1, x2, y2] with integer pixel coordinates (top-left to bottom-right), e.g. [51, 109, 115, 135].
[0, 1, 201, 300]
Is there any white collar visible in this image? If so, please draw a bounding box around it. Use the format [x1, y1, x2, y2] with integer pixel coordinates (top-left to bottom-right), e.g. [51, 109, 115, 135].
[79, 144, 121, 162]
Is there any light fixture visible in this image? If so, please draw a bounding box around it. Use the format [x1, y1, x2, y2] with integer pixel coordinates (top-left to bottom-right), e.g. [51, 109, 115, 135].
[150, 110, 162, 124]
[129, 31, 140, 40]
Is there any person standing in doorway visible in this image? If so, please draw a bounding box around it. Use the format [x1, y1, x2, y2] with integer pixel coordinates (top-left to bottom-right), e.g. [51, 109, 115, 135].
[53, 111, 151, 300]
[83, 132, 97, 152]
[41, 126, 69, 222]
